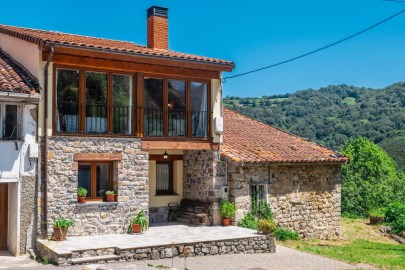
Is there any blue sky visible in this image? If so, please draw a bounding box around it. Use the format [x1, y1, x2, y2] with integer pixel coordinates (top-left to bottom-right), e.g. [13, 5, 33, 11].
[1, 1, 404, 97]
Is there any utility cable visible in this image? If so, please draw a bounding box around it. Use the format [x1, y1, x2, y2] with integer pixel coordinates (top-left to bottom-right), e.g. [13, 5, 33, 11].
[222, 9, 405, 82]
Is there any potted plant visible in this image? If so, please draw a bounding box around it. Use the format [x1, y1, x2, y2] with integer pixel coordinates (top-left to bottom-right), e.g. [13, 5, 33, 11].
[77, 187, 87, 203]
[369, 208, 385, 225]
[220, 200, 235, 226]
[257, 219, 277, 235]
[105, 190, 115, 202]
[51, 216, 75, 241]
[128, 210, 149, 234]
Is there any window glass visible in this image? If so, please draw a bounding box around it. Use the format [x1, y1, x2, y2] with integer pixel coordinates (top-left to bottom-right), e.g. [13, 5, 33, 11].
[251, 183, 268, 208]
[168, 80, 186, 136]
[191, 82, 208, 137]
[86, 72, 108, 134]
[144, 78, 163, 136]
[96, 163, 110, 198]
[156, 162, 172, 195]
[113, 75, 132, 134]
[56, 69, 79, 133]
[78, 164, 91, 198]
[4, 104, 18, 140]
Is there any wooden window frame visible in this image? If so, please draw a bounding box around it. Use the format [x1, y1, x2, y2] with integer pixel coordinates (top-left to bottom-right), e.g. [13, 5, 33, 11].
[155, 161, 174, 196]
[142, 73, 211, 139]
[78, 161, 113, 201]
[0, 102, 20, 140]
[53, 66, 137, 137]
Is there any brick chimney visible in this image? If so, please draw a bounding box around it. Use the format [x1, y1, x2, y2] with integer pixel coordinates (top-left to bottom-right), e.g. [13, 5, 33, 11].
[147, 6, 169, 51]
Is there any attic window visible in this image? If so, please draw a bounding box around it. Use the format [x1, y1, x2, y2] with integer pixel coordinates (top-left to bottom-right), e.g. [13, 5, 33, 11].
[0, 103, 19, 140]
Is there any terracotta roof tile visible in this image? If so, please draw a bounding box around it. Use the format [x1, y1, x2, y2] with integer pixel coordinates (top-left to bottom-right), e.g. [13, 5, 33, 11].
[0, 24, 234, 67]
[0, 49, 40, 94]
[222, 108, 348, 164]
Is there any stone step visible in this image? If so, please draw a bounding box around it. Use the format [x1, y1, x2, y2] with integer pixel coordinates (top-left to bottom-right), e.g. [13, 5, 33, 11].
[71, 254, 121, 265]
[71, 248, 116, 259]
[175, 216, 195, 224]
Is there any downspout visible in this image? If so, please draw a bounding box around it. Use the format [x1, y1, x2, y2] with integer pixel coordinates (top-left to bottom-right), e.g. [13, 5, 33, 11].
[43, 45, 54, 236]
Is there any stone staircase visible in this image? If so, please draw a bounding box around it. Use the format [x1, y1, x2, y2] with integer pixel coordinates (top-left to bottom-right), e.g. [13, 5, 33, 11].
[174, 212, 209, 226]
[71, 248, 121, 265]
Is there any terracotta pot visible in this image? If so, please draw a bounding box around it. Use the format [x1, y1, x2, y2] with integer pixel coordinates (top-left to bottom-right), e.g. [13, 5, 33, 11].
[53, 227, 68, 241]
[106, 194, 115, 202]
[132, 224, 142, 234]
[222, 218, 231, 226]
[370, 216, 384, 225]
[78, 196, 86, 204]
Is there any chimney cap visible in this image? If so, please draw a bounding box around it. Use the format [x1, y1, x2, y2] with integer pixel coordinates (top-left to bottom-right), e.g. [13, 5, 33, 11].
[147, 6, 168, 18]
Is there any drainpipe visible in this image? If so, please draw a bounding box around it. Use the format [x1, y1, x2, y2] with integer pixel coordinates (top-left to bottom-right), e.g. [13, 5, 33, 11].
[43, 45, 54, 236]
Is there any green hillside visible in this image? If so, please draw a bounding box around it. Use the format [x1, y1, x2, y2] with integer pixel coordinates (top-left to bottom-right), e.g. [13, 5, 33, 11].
[224, 82, 405, 171]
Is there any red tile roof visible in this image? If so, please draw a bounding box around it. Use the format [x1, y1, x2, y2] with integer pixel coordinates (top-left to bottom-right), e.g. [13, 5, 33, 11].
[0, 24, 234, 67]
[222, 108, 348, 164]
[0, 49, 40, 94]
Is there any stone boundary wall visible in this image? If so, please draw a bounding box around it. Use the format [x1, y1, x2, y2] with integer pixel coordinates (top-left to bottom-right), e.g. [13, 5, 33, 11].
[228, 162, 342, 239]
[37, 235, 276, 266]
[45, 136, 149, 236]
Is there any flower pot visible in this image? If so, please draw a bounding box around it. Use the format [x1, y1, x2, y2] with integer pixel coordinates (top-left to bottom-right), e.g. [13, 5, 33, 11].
[77, 196, 86, 204]
[106, 194, 115, 202]
[132, 224, 142, 234]
[222, 218, 231, 226]
[370, 216, 384, 225]
[53, 227, 68, 241]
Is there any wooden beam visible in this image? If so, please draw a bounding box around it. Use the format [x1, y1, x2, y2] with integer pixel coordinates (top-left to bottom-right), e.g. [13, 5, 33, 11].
[142, 140, 219, 151]
[149, 155, 183, 161]
[43, 53, 221, 79]
[73, 153, 123, 161]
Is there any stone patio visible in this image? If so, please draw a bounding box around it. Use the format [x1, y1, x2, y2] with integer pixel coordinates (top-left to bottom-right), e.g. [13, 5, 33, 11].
[36, 223, 275, 266]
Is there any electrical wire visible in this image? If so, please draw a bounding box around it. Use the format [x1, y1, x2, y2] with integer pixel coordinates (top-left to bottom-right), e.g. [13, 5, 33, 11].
[222, 9, 405, 82]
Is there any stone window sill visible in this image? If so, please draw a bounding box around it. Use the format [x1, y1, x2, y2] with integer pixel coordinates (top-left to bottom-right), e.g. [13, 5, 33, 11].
[73, 201, 120, 207]
[154, 194, 179, 197]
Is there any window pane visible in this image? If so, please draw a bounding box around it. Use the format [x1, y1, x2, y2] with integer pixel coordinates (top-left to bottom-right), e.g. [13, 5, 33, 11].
[144, 78, 163, 136]
[56, 69, 79, 133]
[113, 75, 133, 135]
[4, 105, 18, 140]
[78, 165, 91, 198]
[191, 82, 208, 137]
[96, 163, 110, 198]
[86, 72, 108, 134]
[156, 163, 170, 195]
[168, 80, 186, 136]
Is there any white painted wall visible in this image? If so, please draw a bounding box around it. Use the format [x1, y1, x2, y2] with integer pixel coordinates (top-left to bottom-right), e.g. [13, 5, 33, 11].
[7, 182, 20, 255]
[211, 79, 222, 143]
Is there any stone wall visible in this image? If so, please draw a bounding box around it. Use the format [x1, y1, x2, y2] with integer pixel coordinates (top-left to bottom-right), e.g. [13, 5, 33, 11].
[20, 175, 37, 254]
[149, 206, 169, 223]
[45, 136, 149, 236]
[228, 162, 342, 239]
[183, 150, 227, 225]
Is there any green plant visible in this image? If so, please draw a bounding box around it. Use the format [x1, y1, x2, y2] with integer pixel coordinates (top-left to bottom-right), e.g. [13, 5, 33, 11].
[52, 216, 75, 229]
[220, 200, 235, 218]
[237, 212, 258, 230]
[369, 207, 386, 218]
[128, 210, 149, 233]
[77, 187, 87, 197]
[385, 202, 405, 234]
[257, 219, 276, 234]
[105, 190, 115, 195]
[275, 228, 300, 241]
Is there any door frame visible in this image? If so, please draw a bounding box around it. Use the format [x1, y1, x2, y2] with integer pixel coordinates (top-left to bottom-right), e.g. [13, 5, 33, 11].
[0, 183, 8, 250]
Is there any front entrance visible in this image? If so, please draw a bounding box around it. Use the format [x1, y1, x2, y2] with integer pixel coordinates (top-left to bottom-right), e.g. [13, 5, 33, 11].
[0, 184, 7, 250]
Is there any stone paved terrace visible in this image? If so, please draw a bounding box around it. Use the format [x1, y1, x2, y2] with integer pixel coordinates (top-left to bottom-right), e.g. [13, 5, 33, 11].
[36, 223, 276, 266]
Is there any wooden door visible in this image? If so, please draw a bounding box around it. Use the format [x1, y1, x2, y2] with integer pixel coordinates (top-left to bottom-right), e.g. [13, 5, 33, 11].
[0, 184, 7, 250]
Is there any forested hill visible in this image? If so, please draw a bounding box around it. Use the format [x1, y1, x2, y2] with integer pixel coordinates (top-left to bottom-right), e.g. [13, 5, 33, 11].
[223, 82, 405, 171]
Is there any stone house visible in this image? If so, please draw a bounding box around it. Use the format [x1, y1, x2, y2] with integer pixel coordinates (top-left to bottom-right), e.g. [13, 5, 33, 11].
[0, 48, 41, 255]
[221, 108, 348, 239]
[0, 5, 347, 256]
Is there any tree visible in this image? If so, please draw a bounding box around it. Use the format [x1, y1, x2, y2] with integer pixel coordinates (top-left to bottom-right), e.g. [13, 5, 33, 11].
[340, 137, 405, 217]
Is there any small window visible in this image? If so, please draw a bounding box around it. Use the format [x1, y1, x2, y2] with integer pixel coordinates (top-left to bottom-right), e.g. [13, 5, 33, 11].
[78, 162, 112, 200]
[251, 183, 268, 208]
[156, 162, 173, 195]
[0, 103, 19, 140]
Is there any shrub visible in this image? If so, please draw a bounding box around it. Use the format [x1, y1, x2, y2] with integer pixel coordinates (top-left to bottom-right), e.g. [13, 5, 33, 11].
[52, 216, 75, 229]
[105, 190, 115, 195]
[369, 207, 386, 218]
[220, 200, 236, 218]
[77, 187, 87, 197]
[237, 203, 274, 230]
[257, 219, 276, 234]
[275, 228, 300, 241]
[237, 212, 257, 230]
[385, 202, 405, 234]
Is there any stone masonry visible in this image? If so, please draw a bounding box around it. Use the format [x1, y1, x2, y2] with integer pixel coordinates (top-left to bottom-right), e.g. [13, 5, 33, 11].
[183, 150, 227, 225]
[228, 162, 342, 239]
[44, 136, 149, 237]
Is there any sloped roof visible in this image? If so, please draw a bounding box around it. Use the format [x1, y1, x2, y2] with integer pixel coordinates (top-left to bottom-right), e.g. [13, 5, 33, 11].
[221, 108, 348, 164]
[0, 49, 40, 94]
[0, 24, 234, 67]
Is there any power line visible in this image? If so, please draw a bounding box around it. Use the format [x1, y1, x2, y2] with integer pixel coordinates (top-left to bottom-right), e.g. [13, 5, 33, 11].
[222, 9, 405, 82]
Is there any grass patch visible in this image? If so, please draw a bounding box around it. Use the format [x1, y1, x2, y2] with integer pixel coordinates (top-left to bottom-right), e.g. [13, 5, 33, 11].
[281, 218, 405, 270]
